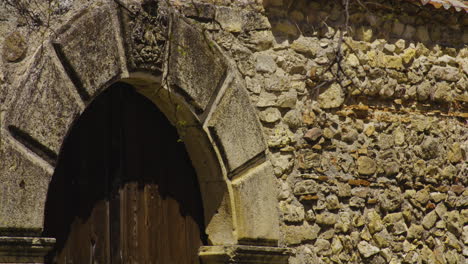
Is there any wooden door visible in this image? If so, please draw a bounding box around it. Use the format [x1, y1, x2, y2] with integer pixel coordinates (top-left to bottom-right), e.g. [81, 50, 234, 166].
[43, 83, 206, 264]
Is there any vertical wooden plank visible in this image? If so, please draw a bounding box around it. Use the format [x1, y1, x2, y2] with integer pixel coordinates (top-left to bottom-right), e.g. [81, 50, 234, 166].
[109, 82, 124, 264]
[121, 85, 138, 264]
[120, 187, 128, 264]
[109, 193, 121, 264]
[90, 200, 110, 264]
[131, 183, 139, 263]
[146, 184, 159, 264]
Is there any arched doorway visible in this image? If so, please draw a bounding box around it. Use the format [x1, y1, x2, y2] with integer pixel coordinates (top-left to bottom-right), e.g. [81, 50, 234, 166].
[43, 82, 206, 263]
[0, 4, 288, 262]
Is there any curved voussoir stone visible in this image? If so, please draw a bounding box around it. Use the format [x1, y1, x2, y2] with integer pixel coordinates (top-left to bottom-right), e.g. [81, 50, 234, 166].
[5, 50, 82, 164]
[0, 139, 52, 235]
[206, 75, 266, 173]
[53, 5, 122, 101]
[168, 16, 228, 112]
[231, 162, 280, 244]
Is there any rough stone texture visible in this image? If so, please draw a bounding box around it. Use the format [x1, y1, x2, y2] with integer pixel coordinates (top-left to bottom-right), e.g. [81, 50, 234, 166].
[5, 51, 82, 159]
[255, 53, 277, 73]
[259, 107, 281, 123]
[357, 241, 380, 258]
[119, 1, 169, 74]
[0, 0, 467, 263]
[214, 6, 270, 33]
[232, 162, 280, 244]
[303, 128, 322, 142]
[282, 222, 320, 245]
[257, 0, 467, 262]
[169, 17, 227, 112]
[2, 31, 27, 62]
[53, 6, 121, 100]
[317, 84, 344, 109]
[357, 156, 377, 176]
[207, 76, 266, 172]
[0, 139, 52, 234]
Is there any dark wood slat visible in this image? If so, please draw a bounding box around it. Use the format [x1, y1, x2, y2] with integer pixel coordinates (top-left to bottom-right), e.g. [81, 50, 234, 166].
[90, 200, 110, 264]
[109, 84, 123, 264]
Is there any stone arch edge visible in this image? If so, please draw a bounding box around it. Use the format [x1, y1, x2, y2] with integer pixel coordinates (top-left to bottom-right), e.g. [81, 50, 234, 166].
[0, 1, 290, 263]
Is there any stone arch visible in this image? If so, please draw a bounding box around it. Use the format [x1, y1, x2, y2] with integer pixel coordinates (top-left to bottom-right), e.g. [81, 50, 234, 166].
[0, 1, 289, 263]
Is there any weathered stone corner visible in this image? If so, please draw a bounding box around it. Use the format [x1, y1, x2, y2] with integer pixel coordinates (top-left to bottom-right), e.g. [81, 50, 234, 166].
[0, 138, 52, 236]
[231, 162, 280, 244]
[168, 15, 228, 112]
[206, 75, 266, 174]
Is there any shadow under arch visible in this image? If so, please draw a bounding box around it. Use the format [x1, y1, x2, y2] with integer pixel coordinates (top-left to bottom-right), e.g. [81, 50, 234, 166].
[42, 80, 230, 263]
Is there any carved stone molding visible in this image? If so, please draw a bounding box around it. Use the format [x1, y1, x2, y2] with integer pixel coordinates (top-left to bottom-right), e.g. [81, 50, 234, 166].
[0, 236, 55, 263]
[199, 245, 291, 264]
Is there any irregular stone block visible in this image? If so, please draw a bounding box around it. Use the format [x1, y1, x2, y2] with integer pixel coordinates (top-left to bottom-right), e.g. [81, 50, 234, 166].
[279, 201, 304, 223]
[448, 143, 464, 163]
[232, 162, 279, 244]
[293, 180, 319, 195]
[259, 107, 281, 123]
[169, 17, 227, 111]
[6, 52, 82, 160]
[215, 7, 243, 33]
[366, 209, 384, 234]
[422, 210, 438, 230]
[433, 82, 453, 102]
[316, 212, 338, 226]
[407, 224, 425, 240]
[357, 241, 380, 258]
[318, 83, 344, 109]
[54, 7, 121, 100]
[383, 55, 403, 69]
[379, 187, 403, 212]
[188, 6, 270, 34]
[291, 36, 321, 57]
[2, 31, 27, 62]
[255, 53, 277, 73]
[357, 156, 377, 176]
[304, 127, 322, 142]
[0, 140, 52, 233]
[428, 66, 461, 82]
[207, 76, 266, 172]
[314, 239, 331, 255]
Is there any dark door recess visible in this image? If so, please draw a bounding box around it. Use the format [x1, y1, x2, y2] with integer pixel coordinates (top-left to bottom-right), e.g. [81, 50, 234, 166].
[43, 82, 206, 264]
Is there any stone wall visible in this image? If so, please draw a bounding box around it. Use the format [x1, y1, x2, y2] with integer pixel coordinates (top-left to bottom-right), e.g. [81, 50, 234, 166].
[0, 0, 467, 263]
[178, 0, 467, 263]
